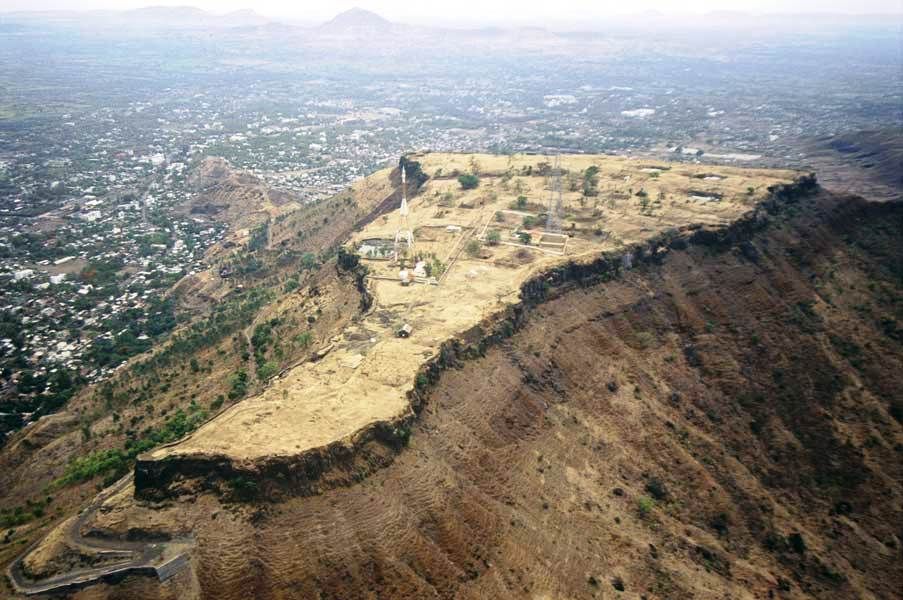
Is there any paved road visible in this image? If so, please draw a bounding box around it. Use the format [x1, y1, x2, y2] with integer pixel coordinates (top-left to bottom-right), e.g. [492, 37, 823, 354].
[6, 475, 192, 596]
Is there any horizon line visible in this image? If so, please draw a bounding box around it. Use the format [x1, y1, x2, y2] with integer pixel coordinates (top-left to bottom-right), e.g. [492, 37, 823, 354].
[2, 5, 901, 18]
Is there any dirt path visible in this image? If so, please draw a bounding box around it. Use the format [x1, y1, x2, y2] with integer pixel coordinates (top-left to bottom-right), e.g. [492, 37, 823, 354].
[241, 328, 258, 382]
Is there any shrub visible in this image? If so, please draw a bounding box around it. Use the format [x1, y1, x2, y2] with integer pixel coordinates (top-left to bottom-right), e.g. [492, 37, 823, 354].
[295, 331, 313, 348]
[393, 425, 412, 446]
[228, 369, 249, 400]
[228, 476, 258, 501]
[257, 361, 279, 381]
[336, 247, 360, 272]
[788, 532, 807, 554]
[644, 477, 668, 500]
[465, 239, 482, 257]
[486, 230, 502, 245]
[636, 332, 654, 349]
[637, 496, 655, 517]
[709, 512, 730, 536]
[0, 497, 53, 528]
[247, 221, 269, 252]
[300, 253, 318, 271]
[56, 449, 126, 487]
[283, 277, 299, 293]
[517, 232, 532, 245]
[457, 174, 479, 190]
[583, 166, 600, 196]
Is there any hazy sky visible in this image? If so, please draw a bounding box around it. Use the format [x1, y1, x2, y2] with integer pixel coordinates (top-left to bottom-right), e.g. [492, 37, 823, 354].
[1, 0, 900, 20]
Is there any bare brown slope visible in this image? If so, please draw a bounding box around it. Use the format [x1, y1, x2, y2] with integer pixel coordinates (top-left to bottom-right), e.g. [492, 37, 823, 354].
[59, 189, 902, 600]
[803, 129, 903, 202]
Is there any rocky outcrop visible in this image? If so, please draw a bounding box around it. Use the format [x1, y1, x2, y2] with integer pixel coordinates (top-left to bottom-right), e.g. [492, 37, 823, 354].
[134, 421, 407, 502]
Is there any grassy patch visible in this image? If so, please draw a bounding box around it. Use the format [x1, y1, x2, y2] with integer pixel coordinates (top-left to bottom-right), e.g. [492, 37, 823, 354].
[637, 495, 655, 517]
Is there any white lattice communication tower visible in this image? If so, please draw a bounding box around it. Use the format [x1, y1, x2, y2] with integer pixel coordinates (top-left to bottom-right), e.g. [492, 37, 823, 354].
[393, 165, 414, 262]
[545, 154, 563, 234]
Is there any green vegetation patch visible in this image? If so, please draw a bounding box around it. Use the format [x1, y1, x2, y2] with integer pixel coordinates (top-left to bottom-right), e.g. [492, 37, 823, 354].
[0, 497, 53, 528]
[54, 406, 208, 488]
[457, 174, 479, 190]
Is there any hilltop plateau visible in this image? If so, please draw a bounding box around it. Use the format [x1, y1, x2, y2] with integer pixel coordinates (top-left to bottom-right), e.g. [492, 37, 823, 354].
[2, 153, 901, 600]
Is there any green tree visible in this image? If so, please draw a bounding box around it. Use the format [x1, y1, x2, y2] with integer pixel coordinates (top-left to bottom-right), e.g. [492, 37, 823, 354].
[257, 361, 279, 381]
[458, 174, 480, 190]
[228, 369, 249, 400]
[583, 165, 600, 197]
[486, 230, 502, 246]
[247, 221, 269, 252]
[283, 277, 299, 293]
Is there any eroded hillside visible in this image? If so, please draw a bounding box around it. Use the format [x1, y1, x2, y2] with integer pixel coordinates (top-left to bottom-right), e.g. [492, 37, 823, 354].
[803, 129, 903, 203]
[54, 185, 903, 600]
[3, 153, 901, 599]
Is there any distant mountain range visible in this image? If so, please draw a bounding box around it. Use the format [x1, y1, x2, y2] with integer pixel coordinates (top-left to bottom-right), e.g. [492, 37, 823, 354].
[1, 5, 897, 35]
[2, 4, 272, 29]
[321, 8, 392, 31]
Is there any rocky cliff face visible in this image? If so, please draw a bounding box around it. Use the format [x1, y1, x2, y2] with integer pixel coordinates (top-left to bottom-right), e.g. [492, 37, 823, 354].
[55, 186, 901, 599]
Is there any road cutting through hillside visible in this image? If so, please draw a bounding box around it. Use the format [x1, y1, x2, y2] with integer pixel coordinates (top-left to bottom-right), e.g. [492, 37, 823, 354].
[6, 476, 192, 596]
